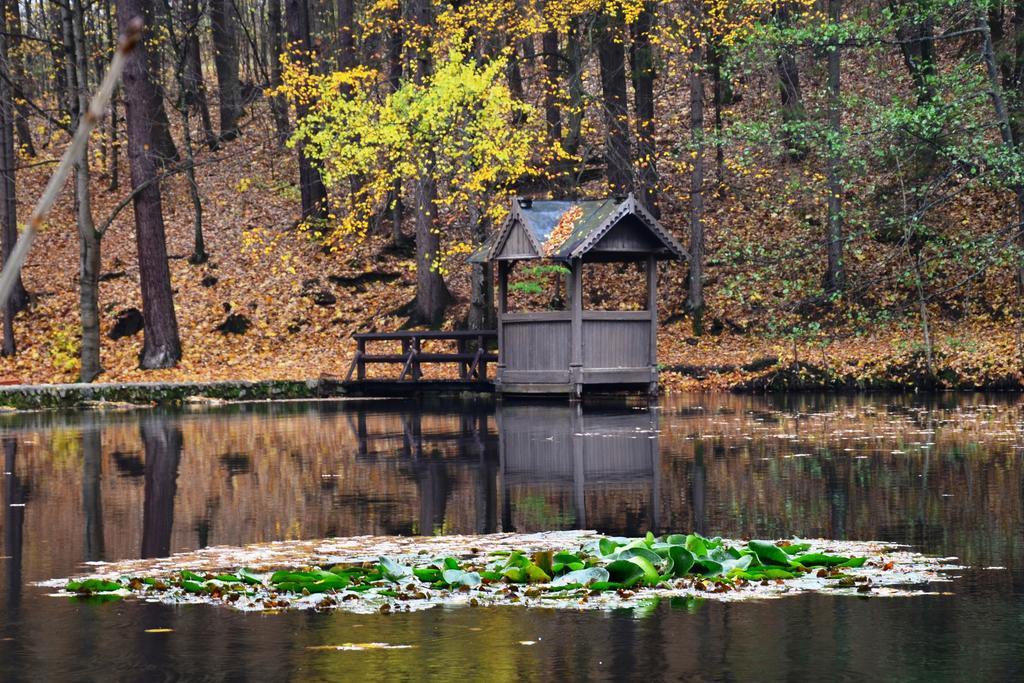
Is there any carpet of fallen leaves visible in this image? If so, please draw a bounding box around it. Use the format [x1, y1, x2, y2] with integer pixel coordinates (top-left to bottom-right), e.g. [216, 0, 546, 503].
[2, 107, 1024, 391]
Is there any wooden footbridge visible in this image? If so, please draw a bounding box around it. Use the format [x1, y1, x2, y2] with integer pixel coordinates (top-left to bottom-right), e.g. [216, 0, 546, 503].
[342, 194, 683, 398]
[343, 330, 498, 395]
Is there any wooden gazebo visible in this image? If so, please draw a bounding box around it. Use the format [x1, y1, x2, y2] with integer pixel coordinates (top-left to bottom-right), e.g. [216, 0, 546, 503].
[471, 193, 684, 397]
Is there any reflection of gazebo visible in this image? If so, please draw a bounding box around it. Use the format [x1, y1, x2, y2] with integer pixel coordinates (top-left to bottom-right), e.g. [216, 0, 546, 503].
[472, 194, 684, 396]
[497, 404, 661, 532]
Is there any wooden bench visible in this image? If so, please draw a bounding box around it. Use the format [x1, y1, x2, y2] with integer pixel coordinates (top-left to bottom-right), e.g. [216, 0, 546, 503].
[344, 330, 498, 382]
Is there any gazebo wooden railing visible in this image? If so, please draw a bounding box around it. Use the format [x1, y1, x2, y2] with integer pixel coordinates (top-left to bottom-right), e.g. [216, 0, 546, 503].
[344, 330, 498, 383]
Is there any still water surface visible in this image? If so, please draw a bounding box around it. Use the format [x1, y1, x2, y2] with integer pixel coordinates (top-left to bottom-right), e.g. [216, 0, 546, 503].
[1, 394, 1022, 681]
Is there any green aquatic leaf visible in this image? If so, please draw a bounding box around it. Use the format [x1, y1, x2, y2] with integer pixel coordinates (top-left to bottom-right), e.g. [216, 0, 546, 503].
[782, 543, 813, 556]
[413, 567, 443, 583]
[238, 568, 264, 585]
[442, 569, 482, 587]
[181, 570, 207, 582]
[664, 534, 687, 546]
[599, 538, 623, 557]
[668, 546, 696, 576]
[66, 578, 122, 593]
[626, 556, 662, 585]
[793, 553, 853, 567]
[605, 560, 646, 588]
[747, 540, 792, 566]
[839, 557, 867, 568]
[684, 534, 709, 557]
[614, 547, 662, 565]
[551, 567, 609, 587]
[379, 557, 413, 582]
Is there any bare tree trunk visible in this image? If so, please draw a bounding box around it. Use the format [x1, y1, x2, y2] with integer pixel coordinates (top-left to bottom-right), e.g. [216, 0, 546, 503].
[161, 0, 207, 263]
[117, 0, 182, 368]
[336, 0, 356, 71]
[104, 0, 121, 191]
[268, 0, 290, 145]
[0, 0, 27, 356]
[541, 28, 561, 142]
[630, 3, 658, 214]
[467, 203, 493, 330]
[776, 3, 807, 161]
[688, 44, 705, 336]
[285, 0, 328, 221]
[7, 0, 34, 157]
[381, 7, 405, 245]
[597, 10, 632, 194]
[824, 0, 845, 294]
[409, 0, 449, 325]
[564, 18, 584, 159]
[183, 0, 218, 149]
[70, 0, 103, 381]
[210, 0, 242, 141]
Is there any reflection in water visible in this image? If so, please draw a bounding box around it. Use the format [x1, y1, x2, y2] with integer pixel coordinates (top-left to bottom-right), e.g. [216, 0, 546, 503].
[141, 418, 182, 559]
[0, 394, 1023, 679]
[3, 435, 25, 610]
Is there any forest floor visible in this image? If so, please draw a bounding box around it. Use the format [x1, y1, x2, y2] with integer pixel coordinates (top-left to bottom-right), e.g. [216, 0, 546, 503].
[2, 122, 1024, 393]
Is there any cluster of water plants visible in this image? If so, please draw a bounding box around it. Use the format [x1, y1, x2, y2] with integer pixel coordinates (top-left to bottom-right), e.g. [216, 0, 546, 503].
[60, 533, 882, 611]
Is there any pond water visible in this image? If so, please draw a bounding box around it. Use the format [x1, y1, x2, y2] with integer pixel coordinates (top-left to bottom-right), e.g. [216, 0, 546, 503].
[1, 394, 1022, 681]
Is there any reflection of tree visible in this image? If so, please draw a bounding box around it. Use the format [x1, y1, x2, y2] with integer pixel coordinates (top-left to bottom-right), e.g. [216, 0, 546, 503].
[141, 418, 183, 559]
[3, 435, 25, 610]
[81, 422, 104, 561]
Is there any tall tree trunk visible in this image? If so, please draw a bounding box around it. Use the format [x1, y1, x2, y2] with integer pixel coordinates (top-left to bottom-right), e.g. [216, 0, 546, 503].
[564, 17, 585, 188]
[384, 7, 405, 245]
[285, 0, 328, 221]
[824, 0, 845, 294]
[183, 0, 218, 149]
[105, 0, 121, 191]
[6, 0, 34, 157]
[597, 10, 632, 194]
[0, 0, 27, 356]
[268, 0, 290, 145]
[541, 28, 561, 142]
[897, 9, 936, 105]
[630, 3, 658, 215]
[162, 0, 207, 263]
[116, 0, 183, 369]
[336, 0, 356, 71]
[210, 0, 243, 141]
[409, 0, 449, 325]
[70, 0, 103, 381]
[467, 203, 493, 331]
[776, 3, 807, 161]
[688, 44, 705, 336]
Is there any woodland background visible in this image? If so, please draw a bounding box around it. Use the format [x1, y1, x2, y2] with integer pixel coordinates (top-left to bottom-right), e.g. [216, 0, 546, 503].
[0, 0, 1023, 391]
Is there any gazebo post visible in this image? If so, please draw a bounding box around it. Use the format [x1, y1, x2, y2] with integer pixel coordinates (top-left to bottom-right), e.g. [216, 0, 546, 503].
[496, 260, 509, 389]
[569, 257, 583, 399]
[647, 254, 658, 396]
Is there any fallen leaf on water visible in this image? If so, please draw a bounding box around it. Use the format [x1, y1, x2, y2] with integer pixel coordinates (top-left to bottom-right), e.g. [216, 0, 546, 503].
[144, 628, 173, 634]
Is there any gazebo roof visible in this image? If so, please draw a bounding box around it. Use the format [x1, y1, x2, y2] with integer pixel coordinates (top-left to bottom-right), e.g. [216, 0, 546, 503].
[469, 193, 686, 263]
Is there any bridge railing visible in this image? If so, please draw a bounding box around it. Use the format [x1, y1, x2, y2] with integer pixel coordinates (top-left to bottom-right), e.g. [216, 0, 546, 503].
[344, 330, 498, 383]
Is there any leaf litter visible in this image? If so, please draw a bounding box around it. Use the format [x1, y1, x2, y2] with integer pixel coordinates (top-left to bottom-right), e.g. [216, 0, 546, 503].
[40, 531, 961, 615]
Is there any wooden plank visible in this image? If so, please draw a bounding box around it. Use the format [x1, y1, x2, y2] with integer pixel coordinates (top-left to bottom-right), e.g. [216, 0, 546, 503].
[581, 310, 649, 321]
[580, 368, 651, 384]
[354, 330, 496, 340]
[500, 370, 571, 383]
[582, 319, 649, 368]
[502, 311, 571, 323]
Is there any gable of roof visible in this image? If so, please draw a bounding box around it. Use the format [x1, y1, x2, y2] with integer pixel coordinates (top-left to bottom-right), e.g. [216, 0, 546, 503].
[470, 194, 686, 263]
